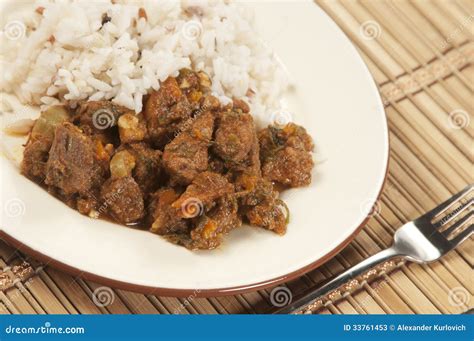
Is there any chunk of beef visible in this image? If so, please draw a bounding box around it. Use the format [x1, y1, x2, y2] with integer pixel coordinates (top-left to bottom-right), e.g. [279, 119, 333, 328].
[177, 69, 215, 108]
[213, 110, 255, 166]
[144, 77, 194, 148]
[172, 171, 234, 217]
[201, 94, 221, 112]
[45, 122, 104, 195]
[74, 101, 133, 132]
[149, 188, 188, 235]
[246, 201, 287, 235]
[208, 155, 226, 174]
[281, 124, 314, 152]
[71, 101, 133, 150]
[235, 175, 276, 206]
[227, 129, 262, 203]
[127, 143, 162, 194]
[154, 172, 235, 248]
[245, 130, 262, 176]
[235, 173, 288, 235]
[259, 123, 314, 187]
[72, 101, 131, 145]
[183, 196, 242, 250]
[262, 147, 314, 187]
[162, 111, 214, 185]
[21, 106, 70, 181]
[259, 123, 313, 158]
[107, 143, 161, 194]
[163, 134, 206, 185]
[21, 136, 52, 181]
[100, 176, 144, 224]
[76, 192, 100, 216]
[176, 69, 200, 93]
[186, 110, 214, 141]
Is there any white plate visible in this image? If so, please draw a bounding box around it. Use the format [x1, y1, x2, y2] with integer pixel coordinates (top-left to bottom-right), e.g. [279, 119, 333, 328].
[0, 0, 388, 295]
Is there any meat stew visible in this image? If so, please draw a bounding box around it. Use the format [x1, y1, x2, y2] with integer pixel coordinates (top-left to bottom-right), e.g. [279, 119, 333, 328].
[21, 69, 314, 250]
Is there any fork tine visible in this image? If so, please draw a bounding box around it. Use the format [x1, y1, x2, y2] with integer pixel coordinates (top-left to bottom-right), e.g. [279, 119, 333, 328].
[441, 210, 473, 236]
[449, 224, 473, 248]
[433, 197, 473, 228]
[418, 184, 473, 222]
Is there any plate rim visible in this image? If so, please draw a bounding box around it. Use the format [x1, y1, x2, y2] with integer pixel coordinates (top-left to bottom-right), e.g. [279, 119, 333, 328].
[0, 2, 390, 297]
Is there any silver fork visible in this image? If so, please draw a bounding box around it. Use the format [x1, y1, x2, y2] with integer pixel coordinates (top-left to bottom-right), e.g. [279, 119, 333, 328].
[275, 184, 473, 314]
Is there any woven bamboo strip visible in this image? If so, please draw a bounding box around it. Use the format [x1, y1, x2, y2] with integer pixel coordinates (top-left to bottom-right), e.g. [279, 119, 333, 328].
[80, 281, 131, 314]
[18, 275, 69, 314]
[319, 0, 406, 78]
[334, 2, 472, 177]
[145, 296, 172, 314]
[33, 268, 79, 314]
[430, 79, 473, 127]
[412, 1, 471, 46]
[387, 0, 473, 89]
[2, 286, 36, 314]
[113, 290, 160, 314]
[347, 0, 422, 69]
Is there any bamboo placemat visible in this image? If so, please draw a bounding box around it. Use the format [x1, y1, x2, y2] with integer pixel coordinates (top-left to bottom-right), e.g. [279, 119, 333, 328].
[0, 0, 472, 315]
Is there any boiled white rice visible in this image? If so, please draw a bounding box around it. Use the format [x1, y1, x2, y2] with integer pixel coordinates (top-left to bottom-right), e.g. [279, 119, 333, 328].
[0, 0, 289, 126]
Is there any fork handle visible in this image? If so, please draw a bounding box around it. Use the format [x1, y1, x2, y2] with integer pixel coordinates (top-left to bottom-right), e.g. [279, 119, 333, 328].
[274, 246, 401, 314]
